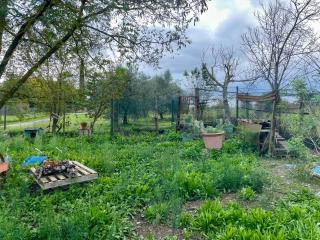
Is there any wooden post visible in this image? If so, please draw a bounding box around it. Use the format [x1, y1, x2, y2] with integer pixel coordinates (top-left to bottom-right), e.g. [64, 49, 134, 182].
[245, 92, 249, 120]
[236, 87, 239, 124]
[195, 88, 200, 120]
[3, 105, 7, 130]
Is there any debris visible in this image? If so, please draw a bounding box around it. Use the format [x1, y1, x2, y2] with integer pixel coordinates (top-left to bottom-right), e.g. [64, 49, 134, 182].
[23, 156, 48, 166]
[35, 160, 76, 179]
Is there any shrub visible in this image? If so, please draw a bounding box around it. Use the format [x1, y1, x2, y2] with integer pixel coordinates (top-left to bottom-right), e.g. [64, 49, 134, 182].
[222, 137, 249, 154]
[216, 165, 244, 192]
[244, 169, 266, 193]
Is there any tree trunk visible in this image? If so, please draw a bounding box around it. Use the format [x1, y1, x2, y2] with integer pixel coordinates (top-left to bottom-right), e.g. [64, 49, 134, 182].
[222, 87, 231, 122]
[79, 57, 85, 92]
[268, 87, 279, 156]
[0, 0, 86, 109]
[0, 0, 53, 79]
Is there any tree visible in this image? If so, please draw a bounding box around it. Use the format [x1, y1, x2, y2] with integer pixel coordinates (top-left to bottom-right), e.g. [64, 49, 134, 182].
[153, 70, 181, 119]
[86, 66, 128, 131]
[0, 0, 209, 109]
[184, 68, 212, 120]
[242, 0, 320, 154]
[201, 46, 249, 122]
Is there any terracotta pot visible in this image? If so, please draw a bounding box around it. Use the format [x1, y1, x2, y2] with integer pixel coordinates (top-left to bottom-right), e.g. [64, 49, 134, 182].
[202, 132, 225, 150]
[0, 162, 9, 175]
[80, 122, 88, 130]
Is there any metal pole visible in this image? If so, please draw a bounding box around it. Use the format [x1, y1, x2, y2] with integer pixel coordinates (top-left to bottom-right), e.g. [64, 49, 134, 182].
[110, 98, 114, 136]
[176, 96, 182, 131]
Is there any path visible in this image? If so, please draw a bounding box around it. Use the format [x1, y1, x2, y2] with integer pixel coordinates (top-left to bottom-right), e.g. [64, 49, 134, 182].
[3, 118, 49, 129]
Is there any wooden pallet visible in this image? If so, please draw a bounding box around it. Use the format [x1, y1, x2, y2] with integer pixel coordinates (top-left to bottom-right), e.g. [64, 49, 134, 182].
[30, 161, 98, 190]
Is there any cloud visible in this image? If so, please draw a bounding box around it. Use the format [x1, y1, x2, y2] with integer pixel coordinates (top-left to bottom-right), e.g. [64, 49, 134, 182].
[142, 0, 259, 82]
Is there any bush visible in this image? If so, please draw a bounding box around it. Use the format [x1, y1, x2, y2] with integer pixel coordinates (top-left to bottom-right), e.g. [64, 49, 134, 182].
[216, 165, 244, 192]
[222, 137, 249, 154]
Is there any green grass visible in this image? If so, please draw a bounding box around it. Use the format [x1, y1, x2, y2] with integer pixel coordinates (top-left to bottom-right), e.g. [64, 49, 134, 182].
[0, 124, 319, 239]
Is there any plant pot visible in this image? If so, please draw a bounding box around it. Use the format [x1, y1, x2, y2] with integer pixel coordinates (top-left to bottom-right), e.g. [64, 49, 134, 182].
[202, 132, 225, 150]
[80, 122, 88, 130]
[0, 162, 9, 175]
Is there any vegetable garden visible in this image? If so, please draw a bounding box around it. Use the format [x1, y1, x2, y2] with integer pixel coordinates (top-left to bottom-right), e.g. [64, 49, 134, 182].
[1, 0, 320, 239]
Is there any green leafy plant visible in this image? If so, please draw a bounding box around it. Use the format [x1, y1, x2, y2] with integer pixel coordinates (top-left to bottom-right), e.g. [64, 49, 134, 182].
[238, 187, 255, 201]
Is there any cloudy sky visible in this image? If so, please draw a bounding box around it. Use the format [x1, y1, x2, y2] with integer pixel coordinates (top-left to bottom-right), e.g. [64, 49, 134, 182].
[142, 0, 260, 85]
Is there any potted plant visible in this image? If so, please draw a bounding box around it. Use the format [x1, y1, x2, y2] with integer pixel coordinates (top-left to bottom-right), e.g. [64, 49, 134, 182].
[201, 126, 225, 150]
[80, 122, 88, 130]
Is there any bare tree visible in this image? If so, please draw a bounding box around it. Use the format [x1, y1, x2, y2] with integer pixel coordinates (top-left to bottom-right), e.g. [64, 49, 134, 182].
[202, 46, 248, 122]
[242, 0, 320, 154]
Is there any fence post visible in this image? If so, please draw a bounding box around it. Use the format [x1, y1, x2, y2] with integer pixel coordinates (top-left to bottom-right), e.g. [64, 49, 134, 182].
[4, 105, 7, 130]
[176, 96, 182, 131]
[236, 87, 239, 123]
[110, 98, 114, 136]
[245, 92, 249, 119]
[195, 88, 200, 120]
[171, 99, 175, 123]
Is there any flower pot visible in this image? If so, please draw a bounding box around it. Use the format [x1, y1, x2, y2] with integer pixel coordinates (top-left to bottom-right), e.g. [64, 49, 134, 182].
[80, 122, 88, 130]
[0, 153, 9, 175]
[0, 162, 9, 175]
[202, 132, 225, 150]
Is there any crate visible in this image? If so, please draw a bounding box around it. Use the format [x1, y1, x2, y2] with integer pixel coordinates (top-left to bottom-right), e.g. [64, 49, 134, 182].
[30, 161, 97, 190]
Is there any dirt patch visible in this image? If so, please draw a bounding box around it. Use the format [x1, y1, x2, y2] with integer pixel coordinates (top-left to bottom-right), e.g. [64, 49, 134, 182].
[183, 199, 204, 212]
[132, 215, 184, 240]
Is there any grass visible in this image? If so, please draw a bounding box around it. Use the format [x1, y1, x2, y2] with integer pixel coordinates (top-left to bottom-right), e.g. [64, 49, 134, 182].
[0, 122, 320, 239]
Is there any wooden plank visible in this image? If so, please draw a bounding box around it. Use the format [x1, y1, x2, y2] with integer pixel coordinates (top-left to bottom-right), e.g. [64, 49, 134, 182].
[30, 167, 36, 174]
[47, 175, 58, 182]
[40, 177, 49, 184]
[75, 166, 90, 175]
[41, 173, 98, 190]
[30, 161, 98, 190]
[56, 174, 66, 180]
[73, 161, 97, 174]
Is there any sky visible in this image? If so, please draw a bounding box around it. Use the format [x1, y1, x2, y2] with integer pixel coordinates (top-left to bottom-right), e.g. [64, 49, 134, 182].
[142, 0, 260, 88]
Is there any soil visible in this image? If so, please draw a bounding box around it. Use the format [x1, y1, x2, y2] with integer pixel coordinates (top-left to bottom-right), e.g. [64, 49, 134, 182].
[132, 215, 184, 240]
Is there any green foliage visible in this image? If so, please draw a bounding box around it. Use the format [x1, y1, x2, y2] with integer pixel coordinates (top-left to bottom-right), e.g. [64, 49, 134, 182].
[222, 137, 249, 154]
[179, 189, 320, 239]
[238, 187, 255, 201]
[144, 202, 170, 224]
[288, 137, 308, 157]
